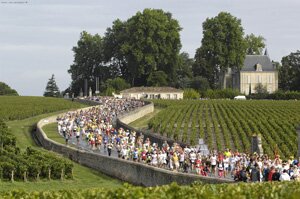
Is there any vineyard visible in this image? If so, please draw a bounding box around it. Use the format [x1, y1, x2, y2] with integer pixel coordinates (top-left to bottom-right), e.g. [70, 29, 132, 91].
[0, 96, 84, 121]
[148, 100, 300, 157]
[1, 181, 300, 199]
[0, 121, 73, 182]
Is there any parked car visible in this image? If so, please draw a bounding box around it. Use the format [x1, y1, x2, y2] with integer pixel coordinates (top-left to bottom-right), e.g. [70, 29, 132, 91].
[234, 95, 246, 100]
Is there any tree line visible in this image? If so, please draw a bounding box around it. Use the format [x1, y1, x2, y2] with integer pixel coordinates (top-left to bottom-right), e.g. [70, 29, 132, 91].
[0, 82, 18, 96]
[65, 9, 300, 96]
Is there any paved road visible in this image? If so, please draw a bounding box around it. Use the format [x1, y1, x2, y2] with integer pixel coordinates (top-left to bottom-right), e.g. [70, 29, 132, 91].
[64, 133, 120, 158]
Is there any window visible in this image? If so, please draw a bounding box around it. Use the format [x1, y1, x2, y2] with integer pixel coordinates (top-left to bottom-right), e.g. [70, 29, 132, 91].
[174, 94, 177, 99]
[269, 75, 273, 83]
[256, 64, 263, 71]
[167, 94, 170, 99]
[247, 75, 251, 83]
[257, 75, 262, 83]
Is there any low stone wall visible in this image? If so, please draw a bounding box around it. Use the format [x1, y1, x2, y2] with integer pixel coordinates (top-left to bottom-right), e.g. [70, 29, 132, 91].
[116, 101, 187, 148]
[117, 101, 154, 124]
[35, 106, 233, 186]
[117, 119, 182, 148]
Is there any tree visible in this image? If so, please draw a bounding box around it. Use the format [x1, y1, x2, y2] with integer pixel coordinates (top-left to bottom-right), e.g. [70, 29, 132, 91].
[195, 12, 247, 89]
[103, 9, 182, 86]
[254, 83, 268, 94]
[105, 77, 130, 93]
[176, 52, 193, 87]
[245, 33, 265, 55]
[68, 31, 107, 95]
[189, 76, 210, 93]
[0, 82, 18, 96]
[0, 120, 9, 150]
[147, 71, 168, 87]
[103, 19, 129, 82]
[43, 74, 60, 97]
[279, 51, 300, 91]
[193, 48, 217, 88]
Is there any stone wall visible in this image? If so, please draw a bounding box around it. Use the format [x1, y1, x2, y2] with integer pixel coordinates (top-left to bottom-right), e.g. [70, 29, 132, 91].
[117, 102, 154, 124]
[116, 101, 187, 148]
[117, 119, 186, 148]
[35, 105, 233, 186]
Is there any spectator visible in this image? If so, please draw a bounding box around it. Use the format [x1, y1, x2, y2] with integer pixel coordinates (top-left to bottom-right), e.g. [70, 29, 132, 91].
[272, 168, 281, 181]
[250, 164, 260, 182]
[268, 166, 275, 181]
[279, 169, 291, 181]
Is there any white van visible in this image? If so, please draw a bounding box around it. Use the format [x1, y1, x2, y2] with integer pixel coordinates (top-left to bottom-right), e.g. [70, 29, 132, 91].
[234, 95, 246, 100]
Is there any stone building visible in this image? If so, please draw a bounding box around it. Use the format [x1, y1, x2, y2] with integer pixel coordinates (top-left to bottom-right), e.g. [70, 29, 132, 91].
[230, 51, 278, 95]
[120, 87, 184, 99]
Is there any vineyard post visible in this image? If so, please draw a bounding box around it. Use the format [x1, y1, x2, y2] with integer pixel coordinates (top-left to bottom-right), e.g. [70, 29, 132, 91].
[251, 134, 263, 156]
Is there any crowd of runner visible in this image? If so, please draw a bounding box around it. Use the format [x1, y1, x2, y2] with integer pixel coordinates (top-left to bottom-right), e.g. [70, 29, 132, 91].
[57, 97, 300, 182]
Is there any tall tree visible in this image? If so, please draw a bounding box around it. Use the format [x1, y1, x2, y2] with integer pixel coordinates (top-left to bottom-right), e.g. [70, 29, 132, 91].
[103, 19, 128, 80]
[68, 31, 107, 95]
[193, 47, 218, 89]
[195, 12, 247, 89]
[0, 82, 18, 96]
[147, 71, 168, 87]
[279, 51, 300, 91]
[245, 33, 266, 55]
[176, 52, 193, 88]
[44, 74, 60, 97]
[103, 9, 182, 86]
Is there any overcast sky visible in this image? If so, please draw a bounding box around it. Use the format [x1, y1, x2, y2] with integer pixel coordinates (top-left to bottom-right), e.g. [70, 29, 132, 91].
[0, 0, 299, 96]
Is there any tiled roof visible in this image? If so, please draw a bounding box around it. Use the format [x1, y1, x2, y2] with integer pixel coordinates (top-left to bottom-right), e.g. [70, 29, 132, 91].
[241, 55, 276, 72]
[120, 87, 183, 93]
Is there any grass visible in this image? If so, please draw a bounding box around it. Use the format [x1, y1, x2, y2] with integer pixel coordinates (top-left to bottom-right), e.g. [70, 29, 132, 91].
[42, 122, 66, 145]
[0, 162, 122, 192]
[5, 110, 73, 150]
[129, 107, 162, 129]
[1, 109, 122, 192]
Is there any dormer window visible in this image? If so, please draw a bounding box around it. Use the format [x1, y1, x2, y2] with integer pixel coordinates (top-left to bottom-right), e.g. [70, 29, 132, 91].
[255, 63, 263, 71]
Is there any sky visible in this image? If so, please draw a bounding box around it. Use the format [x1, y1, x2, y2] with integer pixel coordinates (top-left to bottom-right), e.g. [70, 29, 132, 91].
[0, 0, 299, 96]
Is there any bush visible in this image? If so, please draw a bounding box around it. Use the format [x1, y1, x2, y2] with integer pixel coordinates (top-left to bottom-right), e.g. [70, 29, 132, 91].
[2, 182, 300, 199]
[202, 89, 241, 99]
[189, 76, 210, 92]
[183, 88, 200, 99]
[103, 87, 115, 96]
[249, 90, 300, 100]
